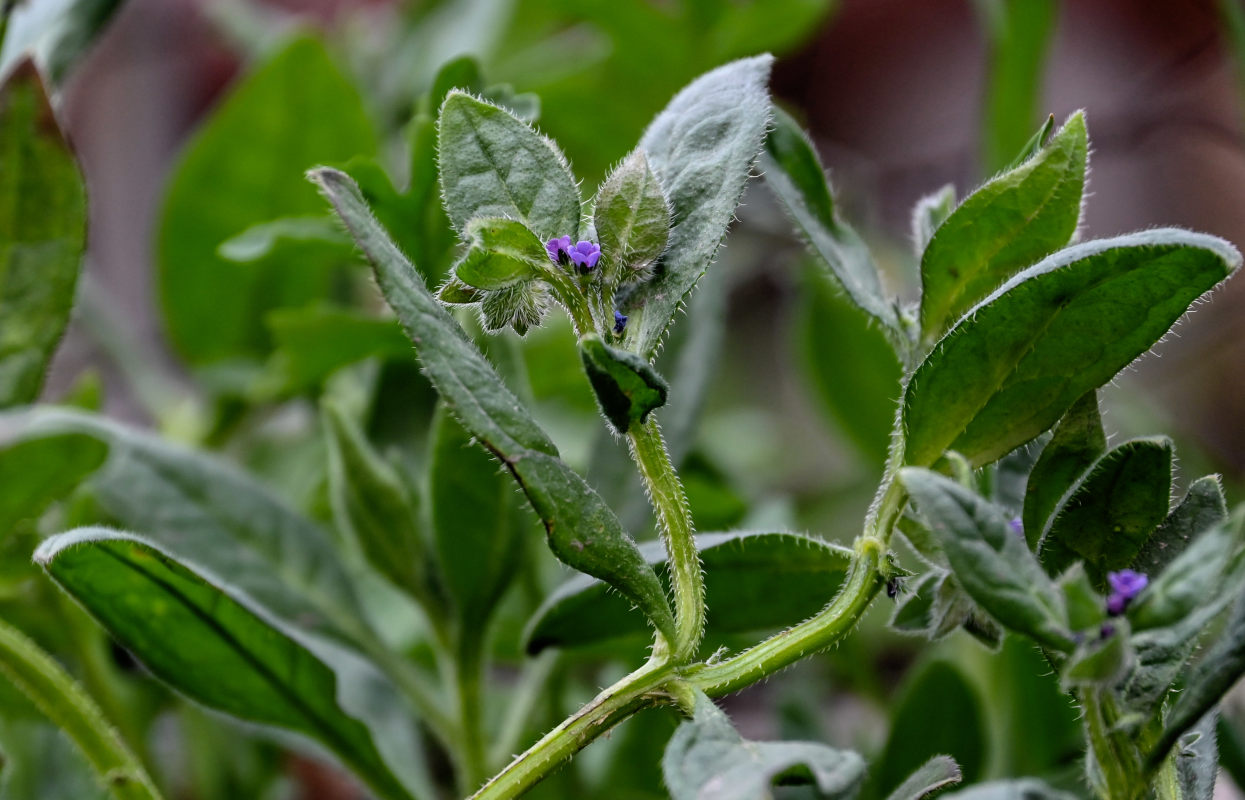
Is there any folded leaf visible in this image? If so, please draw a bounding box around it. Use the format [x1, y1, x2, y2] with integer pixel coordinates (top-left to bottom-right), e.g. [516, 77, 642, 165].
[0, 62, 86, 408]
[884, 756, 962, 800]
[594, 149, 670, 278]
[311, 168, 676, 644]
[1022, 391, 1105, 548]
[579, 334, 669, 433]
[524, 531, 852, 652]
[903, 230, 1241, 468]
[901, 468, 1073, 650]
[36, 529, 431, 800]
[663, 690, 865, 800]
[1038, 437, 1173, 580]
[762, 105, 898, 336]
[622, 56, 773, 359]
[910, 184, 956, 258]
[436, 91, 580, 241]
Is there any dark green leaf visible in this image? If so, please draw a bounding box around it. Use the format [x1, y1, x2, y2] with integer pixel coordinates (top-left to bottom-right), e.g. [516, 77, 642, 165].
[622, 55, 773, 359]
[910, 184, 956, 258]
[525, 531, 852, 653]
[919, 112, 1086, 343]
[884, 756, 962, 800]
[157, 36, 376, 363]
[36, 529, 431, 800]
[903, 230, 1241, 468]
[0, 62, 85, 408]
[1038, 437, 1173, 579]
[762, 106, 898, 335]
[427, 405, 523, 625]
[1022, 392, 1105, 548]
[0, 0, 127, 85]
[453, 217, 548, 290]
[311, 167, 675, 644]
[436, 91, 580, 240]
[579, 334, 669, 433]
[901, 468, 1073, 650]
[1061, 624, 1132, 689]
[979, 0, 1058, 173]
[663, 690, 865, 800]
[1058, 563, 1106, 632]
[593, 148, 670, 278]
[871, 660, 986, 798]
[265, 306, 412, 393]
[0, 432, 105, 539]
[323, 402, 426, 601]
[889, 571, 941, 635]
[1131, 475, 1227, 575]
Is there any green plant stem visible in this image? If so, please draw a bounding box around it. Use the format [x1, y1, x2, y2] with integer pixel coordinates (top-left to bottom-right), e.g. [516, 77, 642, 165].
[542, 269, 597, 336]
[1082, 687, 1139, 799]
[0, 618, 164, 800]
[684, 537, 886, 695]
[628, 416, 703, 662]
[455, 633, 490, 796]
[470, 656, 671, 800]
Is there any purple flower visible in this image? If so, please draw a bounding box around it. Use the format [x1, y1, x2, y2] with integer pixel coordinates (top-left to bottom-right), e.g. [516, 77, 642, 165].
[1008, 518, 1024, 537]
[546, 235, 572, 265]
[569, 240, 601, 273]
[614, 310, 628, 334]
[1106, 569, 1148, 616]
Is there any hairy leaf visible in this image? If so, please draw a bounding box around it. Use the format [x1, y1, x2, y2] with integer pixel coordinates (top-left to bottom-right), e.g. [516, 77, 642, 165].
[622, 56, 773, 359]
[453, 217, 548, 290]
[910, 184, 956, 258]
[1022, 392, 1105, 548]
[1131, 475, 1227, 575]
[884, 756, 962, 800]
[594, 149, 670, 278]
[579, 334, 669, 433]
[903, 230, 1241, 468]
[0, 63, 85, 408]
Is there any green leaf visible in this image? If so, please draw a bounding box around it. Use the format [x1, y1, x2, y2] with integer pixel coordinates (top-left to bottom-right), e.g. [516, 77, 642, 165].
[884, 756, 962, 800]
[918, 112, 1087, 344]
[0, 720, 108, 800]
[1131, 475, 1227, 575]
[889, 571, 941, 635]
[427, 405, 523, 625]
[453, 217, 548, 290]
[902, 230, 1241, 468]
[1004, 114, 1056, 172]
[524, 531, 852, 652]
[0, 0, 127, 86]
[1061, 624, 1132, 689]
[479, 281, 548, 335]
[663, 689, 865, 800]
[217, 215, 351, 263]
[871, 660, 986, 798]
[265, 306, 412, 392]
[593, 148, 671, 278]
[322, 401, 426, 602]
[978, 0, 1058, 173]
[1038, 437, 1173, 580]
[436, 91, 580, 240]
[1058, 563, 1106, 632]
[0, 62, 86, 408]
[910, 184, 956, 258]
[311, 167, 676, 644]
[940, 780, 1077, 800]
[157, 36, 376, 363]
[36, 529, 430, 800]
[1022, 391, 1105, 548]
[900, 468, 1073, 650]
[762, 105, 898, 336]
[622, 55, 774, 359]
[578, 333, 669, 433]
[0, 432, 105, 539]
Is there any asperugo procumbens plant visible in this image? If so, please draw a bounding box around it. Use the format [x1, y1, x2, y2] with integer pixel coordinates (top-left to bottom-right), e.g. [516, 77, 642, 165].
[3, 44, 1245, 800]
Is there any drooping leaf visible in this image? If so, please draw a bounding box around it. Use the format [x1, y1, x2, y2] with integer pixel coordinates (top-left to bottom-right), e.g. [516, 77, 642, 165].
[910, 184, 956, 258]
[311, 167, 675, 644]
[0, 0, 127, 86]
[157, 36, 376, 363]
[884, 756, 962, 800]
[427, 405, 524, 626]
[663, 690, 866, 800]
[524, 531, 852, 652]
[0, 432, 105, 539]
[579, 334, 669, 433]
[762, 105, 898, 337]
[593, 148, 670, 278]
[902, 230, 1241, 468]
[1022, 391, 1105, 548]
[436, 90, 580, 240]
[1038, 437, 1173, 580]
[0, 62, 86, 408]
[901, 468, 1073, 650]
[322, 401, 426, 602]
[1131, 475, 1227, 575]
[622, 55, 773, 359]
[36, 529, 431, 800]
[918, 112, 1086, 344]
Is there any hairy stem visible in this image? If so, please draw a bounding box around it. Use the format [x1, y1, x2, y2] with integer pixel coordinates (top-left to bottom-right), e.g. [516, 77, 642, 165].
[456, 634, 490, 796]
[628, 416, 703, 662]
[0, 618, 164, 800]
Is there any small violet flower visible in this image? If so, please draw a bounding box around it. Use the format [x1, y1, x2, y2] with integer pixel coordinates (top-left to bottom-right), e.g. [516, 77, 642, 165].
[1008, 518, 1024, 537]
[614, 310, 628, 334]
[546, 235, 572, 266]
[569, 240, 601, 273]
[1105, 569, 1148, 616]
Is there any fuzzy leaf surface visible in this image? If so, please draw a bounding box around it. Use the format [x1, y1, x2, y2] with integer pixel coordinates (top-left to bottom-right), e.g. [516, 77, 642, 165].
[594, 149, 670, 277]
[1022, 392, 1105, 548]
